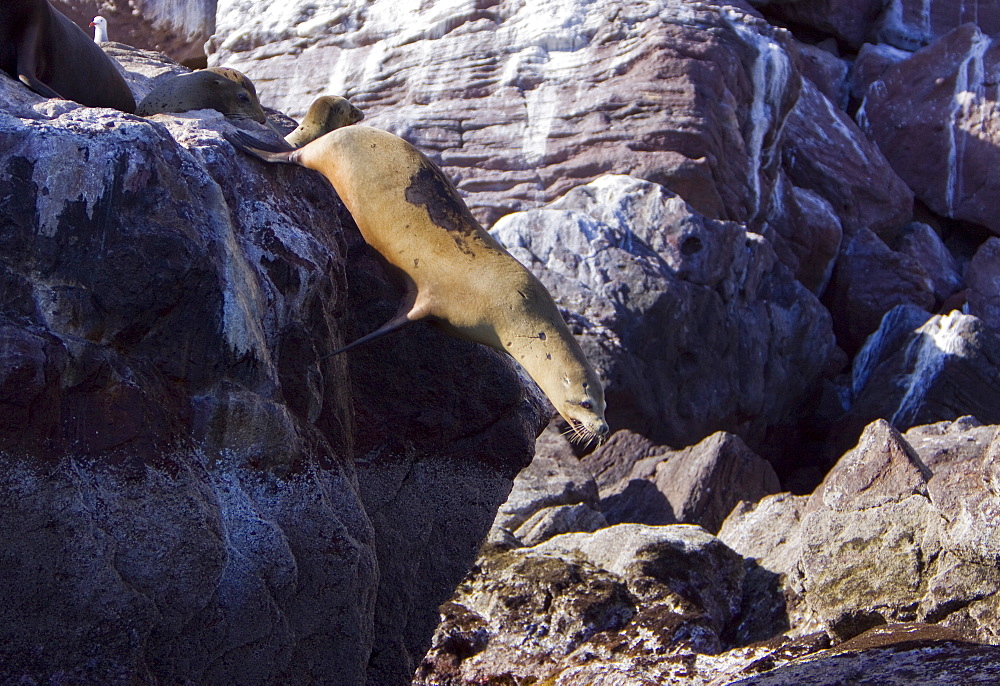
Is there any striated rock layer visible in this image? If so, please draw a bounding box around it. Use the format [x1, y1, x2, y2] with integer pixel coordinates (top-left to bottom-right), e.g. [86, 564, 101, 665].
[208, 0, 911, 243]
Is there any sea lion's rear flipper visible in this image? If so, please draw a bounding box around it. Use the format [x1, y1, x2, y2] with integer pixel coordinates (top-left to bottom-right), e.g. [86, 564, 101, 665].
[224, 129, 295, 163]
[18, 71, 62, 99]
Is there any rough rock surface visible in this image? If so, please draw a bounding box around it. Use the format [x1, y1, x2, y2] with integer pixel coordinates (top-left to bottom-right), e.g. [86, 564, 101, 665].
[967, 237, 1000, 331]
[415, 524, 747, 685]
[822, 228, 936, 353]
[841, 308, 1000, 440]
[0, 49, 543, 685]
[492, 174, 836, 449]
[489, 424, 605, 547]
[18, 0, 1000, 682]
[859, 23, 1000, 234]
[751, 0, 1000, 51]
[593, 431, 781, 534]
[725, 418, 1000, 644]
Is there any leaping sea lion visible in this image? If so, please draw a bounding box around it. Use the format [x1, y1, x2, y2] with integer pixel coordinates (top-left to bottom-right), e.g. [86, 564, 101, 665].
[284, 96, 364, 148]
[225, 125, 609, 445]
[136, 67, 267, 123]
[0, 0, 136, 112]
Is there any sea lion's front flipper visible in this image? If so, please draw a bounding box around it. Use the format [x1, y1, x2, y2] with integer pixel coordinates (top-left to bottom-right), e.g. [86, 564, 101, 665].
[320, 283, 431, 358]
[16, 21, 62, 99]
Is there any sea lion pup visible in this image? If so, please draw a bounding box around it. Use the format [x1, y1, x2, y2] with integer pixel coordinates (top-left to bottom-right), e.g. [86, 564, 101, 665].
[136, 67, 267, 123]
[90, 16, 108, 43]
[284, 96, 364, 148]
[225, 125, 609, 445]
[0, 0, 136, 112]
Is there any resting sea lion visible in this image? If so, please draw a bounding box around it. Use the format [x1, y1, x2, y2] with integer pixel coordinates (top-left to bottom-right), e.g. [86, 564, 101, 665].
[284, 96, 364, 148]
[136, 67, 267, 123]
[225, 125, 609, 444]
[0, 0, 136, 112]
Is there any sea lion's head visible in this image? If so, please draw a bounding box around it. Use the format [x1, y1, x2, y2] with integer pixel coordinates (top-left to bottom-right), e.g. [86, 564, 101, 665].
[204, 67, 267, 123]
[309, 95, 364, 130]
[557, 371, 608, 446]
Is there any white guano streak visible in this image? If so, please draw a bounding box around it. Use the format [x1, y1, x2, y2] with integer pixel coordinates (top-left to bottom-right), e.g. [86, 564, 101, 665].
[521, 83, 559, 164]
[723, 12, 791, 220]
[891, 312, 969, 427]
[946, 29, 987, 216]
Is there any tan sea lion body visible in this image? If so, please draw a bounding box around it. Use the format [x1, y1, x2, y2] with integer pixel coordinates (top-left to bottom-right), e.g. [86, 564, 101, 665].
[136, 67, 266, 123]
[285, 96, 364, 148]
[0, 0, 136, 112]
[226, 125, 608, 444]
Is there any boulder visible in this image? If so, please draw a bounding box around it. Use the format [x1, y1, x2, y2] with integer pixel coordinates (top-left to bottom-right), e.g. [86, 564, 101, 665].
[209, 0, 855, 245]
[491, 423, 601, 538]
[750, 0, 1000, 52]
[860, 23, 1000, 234]
[595, 432, 781, 534]
[748, 0, 885, 47]
[491, 174, 836, 450]
[967, 237, 1000, 331]
[780, 74, 913, 243]
[876, 0, 1000, 51]
[893, 222, 964, 304]
[414, 524, 747, 685]
[754, 419, 1000, 644]
[823, 228, 936, 353]
[844, 309, 1000, 436]
[725, 624, 1000, 685]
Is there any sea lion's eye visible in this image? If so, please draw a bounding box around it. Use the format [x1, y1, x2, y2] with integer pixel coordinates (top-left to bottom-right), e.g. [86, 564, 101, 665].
[580, 400, 593, 410]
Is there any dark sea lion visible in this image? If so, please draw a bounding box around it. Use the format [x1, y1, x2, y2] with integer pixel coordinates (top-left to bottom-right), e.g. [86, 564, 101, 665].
[136, 67, 267, 123]
[226, 125, 609, 444]
[284, 96, 364, 148]
[0, 0, 136, 112]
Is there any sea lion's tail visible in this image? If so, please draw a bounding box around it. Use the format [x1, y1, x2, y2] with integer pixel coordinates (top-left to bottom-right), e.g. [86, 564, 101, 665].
[224, 129, 296, 164]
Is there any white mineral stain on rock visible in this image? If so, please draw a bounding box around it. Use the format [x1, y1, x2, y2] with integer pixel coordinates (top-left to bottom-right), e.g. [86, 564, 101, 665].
[721, 9, 792, 220]
[893, 312, 975, 427]
[32, 139, 111, 238]
[946, 27, 987, 216]
[521, 84, 559, 164]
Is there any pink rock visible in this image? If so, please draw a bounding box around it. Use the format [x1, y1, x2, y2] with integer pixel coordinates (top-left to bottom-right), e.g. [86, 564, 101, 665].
[209, 3, 807, 231]
[749, 0, 885, 47]
[966, 237, 1000, 330]
[824, 228, 936, 352]
[860, 24, 1000, 234]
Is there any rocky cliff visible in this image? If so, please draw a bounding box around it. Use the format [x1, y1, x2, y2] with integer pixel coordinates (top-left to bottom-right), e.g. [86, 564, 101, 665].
[0, 45, 543, 685]
[20, 0, 1000, 683]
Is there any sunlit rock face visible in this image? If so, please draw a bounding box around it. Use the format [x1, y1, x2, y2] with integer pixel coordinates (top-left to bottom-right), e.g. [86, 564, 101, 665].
[209, 0, 904, 237]
[489, 175, 836, 449]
